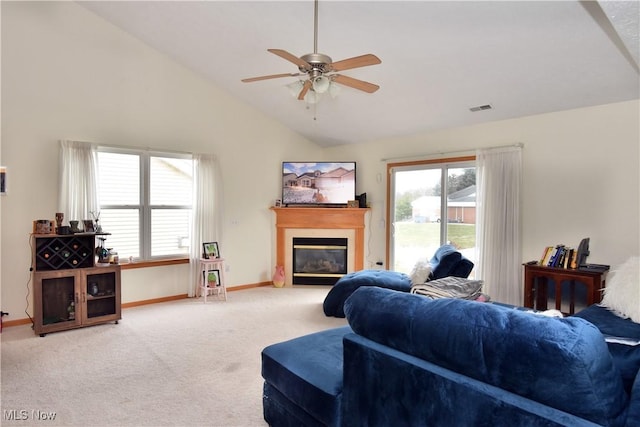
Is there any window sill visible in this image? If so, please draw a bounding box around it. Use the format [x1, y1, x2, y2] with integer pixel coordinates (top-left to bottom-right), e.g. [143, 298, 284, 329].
[119, 257, 189, 270]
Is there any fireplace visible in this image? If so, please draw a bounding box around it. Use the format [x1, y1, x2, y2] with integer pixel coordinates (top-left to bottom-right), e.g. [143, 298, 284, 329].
[271, 207, 368, 287]
[293, 237, 348, 285]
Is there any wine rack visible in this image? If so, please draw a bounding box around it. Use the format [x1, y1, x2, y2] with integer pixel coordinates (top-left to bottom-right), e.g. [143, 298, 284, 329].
[35, 234, 95, 270]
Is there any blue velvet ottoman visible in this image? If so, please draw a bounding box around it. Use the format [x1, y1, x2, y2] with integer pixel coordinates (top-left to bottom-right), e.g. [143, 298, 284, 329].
[261, 325, 352, 427]
[322, 270, 412, 318]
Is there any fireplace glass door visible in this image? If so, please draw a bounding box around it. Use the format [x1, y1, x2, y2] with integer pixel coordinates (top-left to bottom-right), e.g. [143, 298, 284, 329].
[293, 237, 347, 285]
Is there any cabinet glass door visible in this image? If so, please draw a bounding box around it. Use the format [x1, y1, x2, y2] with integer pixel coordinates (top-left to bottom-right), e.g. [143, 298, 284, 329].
[41, 276, 78, 326]
[85, 271, 117, 320]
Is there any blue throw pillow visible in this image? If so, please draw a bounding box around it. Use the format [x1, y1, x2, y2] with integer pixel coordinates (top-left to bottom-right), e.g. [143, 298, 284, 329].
[430, 245, 462, 279]
[323, 270, 412, 317]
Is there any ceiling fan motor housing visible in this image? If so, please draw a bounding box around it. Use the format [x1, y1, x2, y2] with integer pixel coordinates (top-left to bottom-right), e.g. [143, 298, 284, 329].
[300, 53, 333, 74]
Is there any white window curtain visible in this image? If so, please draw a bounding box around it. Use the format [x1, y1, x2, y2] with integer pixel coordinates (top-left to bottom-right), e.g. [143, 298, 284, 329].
[475, 144, 523, 305]
[189, 153, 223, 297]
[58, 140, 99, 223]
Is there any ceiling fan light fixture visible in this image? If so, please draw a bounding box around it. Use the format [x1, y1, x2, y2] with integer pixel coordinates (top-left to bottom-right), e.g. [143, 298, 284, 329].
[328, 81, 341, 99]
[312, 76, 330, 93]
[304, 90, 319, 105]
[286, 80, 304, 97]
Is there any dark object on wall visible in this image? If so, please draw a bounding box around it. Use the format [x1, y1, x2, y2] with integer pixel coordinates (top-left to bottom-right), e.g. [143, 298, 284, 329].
[0, 311, 8, 333]
[0, 166, 6, 195]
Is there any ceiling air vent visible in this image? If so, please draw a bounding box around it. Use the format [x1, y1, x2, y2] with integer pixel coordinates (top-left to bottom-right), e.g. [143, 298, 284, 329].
[469, 104, 493, 112]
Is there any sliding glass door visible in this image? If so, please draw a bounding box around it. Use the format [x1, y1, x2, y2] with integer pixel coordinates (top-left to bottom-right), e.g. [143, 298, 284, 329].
[387, 158, 477, 276]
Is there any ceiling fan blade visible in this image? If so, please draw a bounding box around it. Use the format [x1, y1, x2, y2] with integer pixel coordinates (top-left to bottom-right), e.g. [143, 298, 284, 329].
[241, 73, 301, 83]
[298, 80, 312, 100]
[268, 49, 311, 70]
[330, 54, 381, 72]
[332, 74, 380, 93]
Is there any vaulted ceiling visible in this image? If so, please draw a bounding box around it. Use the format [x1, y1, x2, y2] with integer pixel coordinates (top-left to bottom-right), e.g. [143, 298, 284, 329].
[78, 1, 639, 147]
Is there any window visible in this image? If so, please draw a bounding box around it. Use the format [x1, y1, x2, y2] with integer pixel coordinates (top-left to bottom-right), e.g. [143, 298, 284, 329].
[387, 157, 476, 275]
[96, 149, 193, 261]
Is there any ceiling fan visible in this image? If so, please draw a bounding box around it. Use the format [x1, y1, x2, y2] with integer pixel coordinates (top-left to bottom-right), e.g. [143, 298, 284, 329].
[241, 0, 381, 102]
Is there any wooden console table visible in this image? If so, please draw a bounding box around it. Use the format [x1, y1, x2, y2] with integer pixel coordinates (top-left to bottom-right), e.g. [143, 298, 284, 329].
[523, 264, 608, 315]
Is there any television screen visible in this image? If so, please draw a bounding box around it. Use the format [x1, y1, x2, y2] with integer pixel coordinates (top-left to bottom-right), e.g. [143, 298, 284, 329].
[282, 162, 356, 206]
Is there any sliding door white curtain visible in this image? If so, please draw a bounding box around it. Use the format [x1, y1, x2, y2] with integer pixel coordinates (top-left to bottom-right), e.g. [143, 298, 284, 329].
[475, 145, 523, 306]
[189, 153, 223, 297]
[58, 140, 100, 223]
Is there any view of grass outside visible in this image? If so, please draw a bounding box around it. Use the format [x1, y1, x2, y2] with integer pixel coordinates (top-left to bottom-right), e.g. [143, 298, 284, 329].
[395, 222, 476, 249]
[393, 221, 476, 274]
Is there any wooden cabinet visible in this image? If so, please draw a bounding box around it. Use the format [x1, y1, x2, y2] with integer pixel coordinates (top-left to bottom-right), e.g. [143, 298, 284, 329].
[32, 234, 121, 336]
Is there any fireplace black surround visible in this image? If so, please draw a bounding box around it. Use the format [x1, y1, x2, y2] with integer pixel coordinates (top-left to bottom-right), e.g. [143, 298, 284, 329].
[293, 237, 348, 285]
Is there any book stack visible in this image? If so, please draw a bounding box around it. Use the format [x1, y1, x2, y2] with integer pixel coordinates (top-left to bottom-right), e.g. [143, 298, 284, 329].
[539, 245, 577, 269]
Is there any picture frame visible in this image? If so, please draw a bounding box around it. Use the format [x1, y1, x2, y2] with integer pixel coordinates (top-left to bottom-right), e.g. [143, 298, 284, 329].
[347, 200, 359, 208]
[202, 241, 220, 259]
[206, 269, 221, 287]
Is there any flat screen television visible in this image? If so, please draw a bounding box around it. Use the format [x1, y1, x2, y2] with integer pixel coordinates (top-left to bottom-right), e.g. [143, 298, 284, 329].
[282, 162, 356, 206]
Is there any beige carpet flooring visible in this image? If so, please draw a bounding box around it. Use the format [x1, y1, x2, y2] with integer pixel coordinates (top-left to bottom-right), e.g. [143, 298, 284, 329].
[1, 286, 348, 426]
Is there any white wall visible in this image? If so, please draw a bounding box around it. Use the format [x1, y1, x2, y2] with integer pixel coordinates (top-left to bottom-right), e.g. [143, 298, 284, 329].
[0, 1, 322, 323]
[327, 100, 640, 274]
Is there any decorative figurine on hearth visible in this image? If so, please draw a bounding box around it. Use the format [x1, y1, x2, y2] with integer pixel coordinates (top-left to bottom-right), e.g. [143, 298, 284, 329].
[272, 265, 285, 288]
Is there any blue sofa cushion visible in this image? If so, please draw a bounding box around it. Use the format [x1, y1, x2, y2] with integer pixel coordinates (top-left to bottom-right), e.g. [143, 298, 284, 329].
[626, 372, 640, 427]
[323, 269, 411, 317]
[430, 244, 462, 279]
[344, 287, 629, 426]
[575, 304, 640, 394]
[449, 256, 474, 278]
[261, 325, 351, 427]
[263, 382, 327, 427]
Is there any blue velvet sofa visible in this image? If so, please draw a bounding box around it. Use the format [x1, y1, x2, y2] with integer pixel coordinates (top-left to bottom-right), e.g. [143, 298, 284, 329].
[262, 287, 640, 426]
[323, 244, 474, 317]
